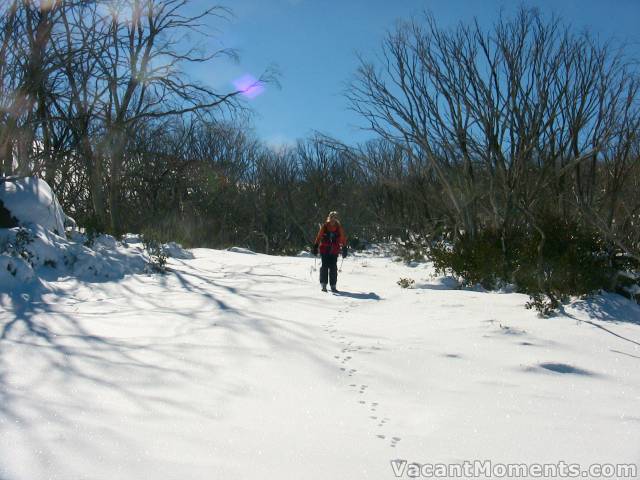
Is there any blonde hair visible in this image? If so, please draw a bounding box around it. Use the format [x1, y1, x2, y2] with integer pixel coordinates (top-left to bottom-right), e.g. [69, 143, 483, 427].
[326, 211, 339, 223]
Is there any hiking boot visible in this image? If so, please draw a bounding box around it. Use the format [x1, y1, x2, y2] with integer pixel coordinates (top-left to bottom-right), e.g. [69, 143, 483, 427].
[321, 284, 327, 292]
[330, 285, 338, 293]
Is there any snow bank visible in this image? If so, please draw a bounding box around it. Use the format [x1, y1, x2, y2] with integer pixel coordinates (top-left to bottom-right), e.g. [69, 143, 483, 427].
[415, 275, 461, 290]
[0, 226, 149, 289]
[0, 177, 70, 234]
[164, 241, 195, 259]
[0, 179, 195, 289]
[0, 226, 197, 289]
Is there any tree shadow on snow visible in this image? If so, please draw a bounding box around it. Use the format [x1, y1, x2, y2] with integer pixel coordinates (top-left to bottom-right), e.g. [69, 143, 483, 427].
[0, 261, 339, 477]
[568, 293, 640, 326]
[561, 295, 640, 348]
[610, 349, 640, 360]
[0, 280, 192, 475]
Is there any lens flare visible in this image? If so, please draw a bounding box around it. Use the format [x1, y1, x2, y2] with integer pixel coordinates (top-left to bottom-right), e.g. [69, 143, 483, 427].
[233, 74, 265, 99]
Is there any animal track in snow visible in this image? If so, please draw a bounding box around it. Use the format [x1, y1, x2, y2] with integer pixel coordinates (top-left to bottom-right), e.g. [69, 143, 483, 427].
[377, 417, 389, 427]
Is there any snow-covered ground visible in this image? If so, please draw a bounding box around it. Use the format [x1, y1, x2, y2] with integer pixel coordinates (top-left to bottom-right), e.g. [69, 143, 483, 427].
[1, 247, 639, 479]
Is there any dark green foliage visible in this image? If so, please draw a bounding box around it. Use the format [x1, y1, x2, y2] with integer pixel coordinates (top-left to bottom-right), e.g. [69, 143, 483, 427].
[525, 294, 560, 317]
[82, 215, 107, 248]
[397, 277, 415, 289]
[429, 218, 619, 315]
[429, 230, 505, 290]
[0, 199, 18, 228]
[394, 235, 430, 263]
[348, 235, 368, 251]
[142, 233, 168, 274]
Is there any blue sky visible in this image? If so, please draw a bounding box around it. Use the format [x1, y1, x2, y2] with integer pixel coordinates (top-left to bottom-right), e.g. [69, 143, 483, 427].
[189, 0, 640, 147]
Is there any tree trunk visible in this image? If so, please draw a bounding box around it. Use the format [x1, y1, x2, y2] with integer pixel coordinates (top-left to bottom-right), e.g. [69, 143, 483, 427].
[0, 117, 17, 177]
[108, 126, 126, 235]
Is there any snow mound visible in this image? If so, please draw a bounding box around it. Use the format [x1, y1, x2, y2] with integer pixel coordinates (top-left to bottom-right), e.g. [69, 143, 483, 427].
[0, 179, 194, 289]
[122, 235, 193, 259]
[0, 177, 70, 235]
[297, 250, 314, 258]
[415, 275, 461, 290]
[163, 242, 194, 259]
[0, 253, 34, 287]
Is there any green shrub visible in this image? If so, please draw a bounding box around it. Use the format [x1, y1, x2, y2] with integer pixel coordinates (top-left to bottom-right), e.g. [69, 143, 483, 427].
[525, 293, 560, 317]
[428, 217, 619, 315]
[429, 229, 505, 289]
[142, 234, 168, 273]
[394, 235, 430, 263]
[397, 277, 415, 289]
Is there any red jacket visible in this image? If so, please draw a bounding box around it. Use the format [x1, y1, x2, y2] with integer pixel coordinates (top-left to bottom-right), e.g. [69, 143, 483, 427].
[315, 222, 347, 255]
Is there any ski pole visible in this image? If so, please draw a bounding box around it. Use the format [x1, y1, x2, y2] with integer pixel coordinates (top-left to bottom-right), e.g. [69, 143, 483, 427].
[339, 256, 344, 272]
[309, 256, 316, 280]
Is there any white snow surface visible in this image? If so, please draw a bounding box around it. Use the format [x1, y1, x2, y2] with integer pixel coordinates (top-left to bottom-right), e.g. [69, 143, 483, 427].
[1, 248, 640, 479]
[0, 177, 67, 234]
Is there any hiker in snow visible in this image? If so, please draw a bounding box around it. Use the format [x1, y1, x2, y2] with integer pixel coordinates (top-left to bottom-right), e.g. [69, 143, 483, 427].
[312, 211, 348, 292]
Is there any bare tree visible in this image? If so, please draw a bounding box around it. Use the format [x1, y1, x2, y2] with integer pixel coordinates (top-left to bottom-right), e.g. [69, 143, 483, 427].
[347, 8, 640, 254]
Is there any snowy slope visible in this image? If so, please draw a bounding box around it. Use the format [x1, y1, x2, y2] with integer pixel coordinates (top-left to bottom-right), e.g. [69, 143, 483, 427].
[1, 249, 639, 479]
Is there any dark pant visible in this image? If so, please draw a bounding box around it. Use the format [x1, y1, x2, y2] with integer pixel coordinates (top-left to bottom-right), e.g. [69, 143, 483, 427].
[320, 253, 338, 286]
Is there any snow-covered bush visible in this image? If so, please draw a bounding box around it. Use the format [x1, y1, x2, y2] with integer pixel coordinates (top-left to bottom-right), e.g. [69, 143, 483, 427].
[142, 235, 168, 273]
[0, 178, 195, 289]
[614, 259, 640, 302]
[393, 234, 430, 263]
[6, 227, 36, 265]
[0, 224, 151, 288]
